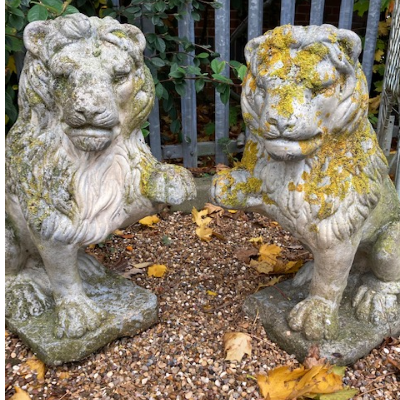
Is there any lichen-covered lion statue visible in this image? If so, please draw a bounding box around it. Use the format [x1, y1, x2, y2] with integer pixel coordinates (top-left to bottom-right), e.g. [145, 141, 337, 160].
[211, 25, 400, 341]
[5, 14, 195, 339]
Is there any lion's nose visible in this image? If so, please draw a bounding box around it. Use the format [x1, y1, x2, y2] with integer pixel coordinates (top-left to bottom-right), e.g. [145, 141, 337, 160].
[267, 116, 296, 135]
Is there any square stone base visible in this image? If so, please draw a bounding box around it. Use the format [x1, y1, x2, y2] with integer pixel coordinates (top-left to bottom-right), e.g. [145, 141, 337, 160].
[243, 274, 400, 366]
[6, 270, 158, 366]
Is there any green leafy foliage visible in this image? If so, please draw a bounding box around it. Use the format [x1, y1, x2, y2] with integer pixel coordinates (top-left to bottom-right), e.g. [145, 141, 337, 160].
[5, 0, 246, 140]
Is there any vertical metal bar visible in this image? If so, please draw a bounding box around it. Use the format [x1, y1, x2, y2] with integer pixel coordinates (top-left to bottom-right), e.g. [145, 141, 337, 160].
[338, 0, 354, 29]
[362, 0, 381, 92]
[280, 0, 295, 25]
[141, 17, 162, 161]
[310, 0, 325, 25]
[178, 3, 198, 168]
[215, 0, 230, 165]
[111, 0, 120, 20]
[248, 0, 263, 40]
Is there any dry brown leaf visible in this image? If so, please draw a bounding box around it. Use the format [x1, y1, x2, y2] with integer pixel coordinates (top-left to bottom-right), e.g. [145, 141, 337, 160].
[203, 203, 224, 215]
[250, 259, 274, 274]
[215, 163, 230, 172]
[139, 215, 160, 227]
[223, 332, 252, 362]
[25, 357, 46, 380]
[234, 247, 259, 263]
[122, 268, 145, 278]
[303, 345, 326, 369]
[10, 387, 32, 400]
[147, 264, 168, 277]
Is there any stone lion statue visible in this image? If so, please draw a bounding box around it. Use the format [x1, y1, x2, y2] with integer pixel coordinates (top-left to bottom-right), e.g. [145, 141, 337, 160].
[211, 25, 400, 341]
[5, 14, 195, 340]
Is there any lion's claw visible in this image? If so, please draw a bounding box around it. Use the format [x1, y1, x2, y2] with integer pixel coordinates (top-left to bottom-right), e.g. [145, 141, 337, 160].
[54, 295, 105, 339]
[288, 297, 339, 341]
[353, 284, 399, 324]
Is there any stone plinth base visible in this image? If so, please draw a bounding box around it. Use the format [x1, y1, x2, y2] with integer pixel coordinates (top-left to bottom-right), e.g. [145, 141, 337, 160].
[243, 275, 400, 366]
[6, 270, 158, 366]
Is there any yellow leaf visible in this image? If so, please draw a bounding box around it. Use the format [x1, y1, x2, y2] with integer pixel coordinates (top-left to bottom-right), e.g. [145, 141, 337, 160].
[87, 244, 96, 249]
[196, 225, 213, 241]
[147, 264, 167, 277]
[113, 229, 124, 235]
[206, 290, 217, 296]
[250, 259, 275, 274]
[139, 215, 160, 227]
[25, 358, 46, 380]
[257, 363, 352, 400]
[258, 244, 282, 262]
[249, 236, 264, 244]
[374, 49, 384, 62]
[7, 56, 17, 74]
[192, 207, 212, 227]
[369, 95, 381, 114]
[257, 366, 305, 400]
[378, 20, 389, 36]
[5, 114, 10, 125]
[10, 387, 32, 400]
[223, 332, 252, 362]
[278, 260, 304, 274]
[228, 209, 238, 214]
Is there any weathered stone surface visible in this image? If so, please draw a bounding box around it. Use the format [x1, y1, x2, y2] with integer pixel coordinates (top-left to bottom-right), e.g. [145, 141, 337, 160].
[211, 24, 400, 347]
[5, 13, 195, 364]
[243, 274, 400, 366]
[6, 266, 158, 366]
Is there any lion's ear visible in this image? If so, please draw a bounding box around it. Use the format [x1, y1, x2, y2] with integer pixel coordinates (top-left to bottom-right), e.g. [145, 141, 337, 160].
[123, 24, 146, 53]
[336, 29, 362, 65]
[23, 20, 51, 59]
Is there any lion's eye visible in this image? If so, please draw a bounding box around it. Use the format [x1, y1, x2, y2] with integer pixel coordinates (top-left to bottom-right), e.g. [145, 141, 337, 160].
[113, 71, 130, 84]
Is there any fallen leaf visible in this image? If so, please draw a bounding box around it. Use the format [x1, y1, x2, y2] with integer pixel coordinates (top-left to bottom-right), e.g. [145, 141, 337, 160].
[148, 264, 168, 277]
[131, 262, 153, 269]
[234, 247, 259, 263]
[228, 209, 238, 213]
[122, 269, 144, 278]
[192, 207, 212, 227]
[249, 236, 264, 244]
[257, 363, 357, 400]
[25, 357, 46, 380]
[250, 259, 274, 274]
[204, 203, 224, 215]
[139, 215, 160, 227]
[126, 246, 133, 251]
[223, 332, 252, 362]
[303, 345, 326, 369]
[258, 244, 282, 263]
[257, 366, 305, 400]
[59, 371, 70, 380]
[216, 163, 230, 172]
[113, 229, 125, 235]
[206, 290, 217, 296]
[10, 387, 32, 400]
[196, 224, 213, 242]
[256, 276, 283, 291]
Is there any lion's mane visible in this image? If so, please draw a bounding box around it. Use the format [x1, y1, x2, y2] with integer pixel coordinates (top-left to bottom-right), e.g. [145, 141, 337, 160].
[240, 25, 389, 249]
[6, 15, 156, 245]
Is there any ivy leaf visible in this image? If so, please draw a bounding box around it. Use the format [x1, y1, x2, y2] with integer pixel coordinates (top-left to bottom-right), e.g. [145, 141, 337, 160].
[27, 4, 49, 21]
[211, 59, 225, 74]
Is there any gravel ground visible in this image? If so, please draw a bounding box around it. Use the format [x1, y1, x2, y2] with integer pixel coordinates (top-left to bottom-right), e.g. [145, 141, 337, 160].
[5, 210, 400, 400]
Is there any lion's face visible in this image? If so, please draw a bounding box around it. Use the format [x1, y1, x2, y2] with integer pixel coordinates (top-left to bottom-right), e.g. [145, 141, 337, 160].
[242, 25, 366, 161]
[21, 15, 154, 152]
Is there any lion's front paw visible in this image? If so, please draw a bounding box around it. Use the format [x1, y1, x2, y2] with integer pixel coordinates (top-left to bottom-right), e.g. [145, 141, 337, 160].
[211, 169, 262, 209]
[146, 164, 196, 205]
[288, 297, 339, 340]
[54, 295, 106, 339]
[353, 280, 400, 324]
[5, 278, 53, 321]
